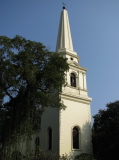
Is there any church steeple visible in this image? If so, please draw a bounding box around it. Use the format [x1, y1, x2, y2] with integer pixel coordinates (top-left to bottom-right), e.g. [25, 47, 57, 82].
[56, 7, 79, 61]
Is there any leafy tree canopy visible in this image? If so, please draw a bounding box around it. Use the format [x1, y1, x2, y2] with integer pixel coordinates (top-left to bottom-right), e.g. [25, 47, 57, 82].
[0, 35, 69, 147]
[92, 101, 119, 160]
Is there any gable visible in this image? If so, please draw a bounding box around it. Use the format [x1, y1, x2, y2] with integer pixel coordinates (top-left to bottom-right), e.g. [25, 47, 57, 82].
[68, 61, 87, 71]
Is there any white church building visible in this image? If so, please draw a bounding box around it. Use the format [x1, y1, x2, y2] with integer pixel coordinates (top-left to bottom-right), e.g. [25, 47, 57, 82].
[11, 6, 92, 160]
[38, 6, 92, 159]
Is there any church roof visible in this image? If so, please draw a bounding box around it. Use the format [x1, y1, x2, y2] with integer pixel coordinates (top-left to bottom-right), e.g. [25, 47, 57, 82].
[56, 7, 77, 56]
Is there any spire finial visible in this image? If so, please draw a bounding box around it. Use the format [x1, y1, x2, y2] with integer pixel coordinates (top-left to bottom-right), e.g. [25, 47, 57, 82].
[62, 2, 66, 9]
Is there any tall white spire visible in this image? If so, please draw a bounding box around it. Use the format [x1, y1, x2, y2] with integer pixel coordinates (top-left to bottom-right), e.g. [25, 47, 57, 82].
[56, 7, 78, 57]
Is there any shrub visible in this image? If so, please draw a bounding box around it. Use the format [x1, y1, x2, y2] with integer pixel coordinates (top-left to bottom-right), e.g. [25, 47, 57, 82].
[75, 153, 96, 160]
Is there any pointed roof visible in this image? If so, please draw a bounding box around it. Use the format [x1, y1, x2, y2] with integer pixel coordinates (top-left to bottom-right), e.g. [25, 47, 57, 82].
[56, 7, 77, 57]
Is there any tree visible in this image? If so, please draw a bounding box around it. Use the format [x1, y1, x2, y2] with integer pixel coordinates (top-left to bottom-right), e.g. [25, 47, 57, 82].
[0, 35, 69, 150]
[92, 101, 119, 160]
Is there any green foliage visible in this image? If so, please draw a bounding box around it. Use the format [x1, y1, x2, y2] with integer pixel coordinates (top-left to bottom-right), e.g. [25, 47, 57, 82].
[92, 101, 119, 160]
[0, 35, 69, 154]
[8, 148, 70, 160]
[75, 153, 95, 160]
[32, 147, 59, 160]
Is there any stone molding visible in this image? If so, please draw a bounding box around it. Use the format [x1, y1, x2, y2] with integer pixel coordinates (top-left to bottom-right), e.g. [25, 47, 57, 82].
[61, 92, 92, 104]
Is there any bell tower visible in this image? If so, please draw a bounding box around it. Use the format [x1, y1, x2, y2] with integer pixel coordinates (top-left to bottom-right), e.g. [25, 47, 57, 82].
[56, 6, 92, 158]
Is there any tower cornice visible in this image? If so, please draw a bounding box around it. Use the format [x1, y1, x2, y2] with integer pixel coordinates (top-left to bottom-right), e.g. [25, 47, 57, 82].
[60, 92, 92, 104]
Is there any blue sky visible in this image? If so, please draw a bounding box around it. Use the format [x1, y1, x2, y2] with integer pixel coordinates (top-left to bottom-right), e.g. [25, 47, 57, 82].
[1, 0, 119, 121]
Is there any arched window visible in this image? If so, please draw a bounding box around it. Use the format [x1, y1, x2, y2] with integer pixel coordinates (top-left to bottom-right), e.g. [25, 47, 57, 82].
[70, 73, 76, 87]
[35, 137, 40, 147]
[11, 151, 21, 160]
[48, 127, 52, 150]
[35, 137, 40, 154]
[72, 126, 80, 149]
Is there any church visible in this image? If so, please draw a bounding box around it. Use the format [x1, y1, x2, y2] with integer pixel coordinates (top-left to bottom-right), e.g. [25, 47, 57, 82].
[11, 6, 92, 160]
[38, 6, 92, 159]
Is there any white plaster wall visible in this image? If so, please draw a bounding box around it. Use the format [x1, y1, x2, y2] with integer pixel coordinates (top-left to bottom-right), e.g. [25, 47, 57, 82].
[79, 72, 83, 89]
[40, 107, 59, 153]
[63, 86, 80, 95]
[59, 98, 92, 159]
[83, 73, 87, 90]
[80, 90, 88, 96]
[65, 54, 78, 63]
